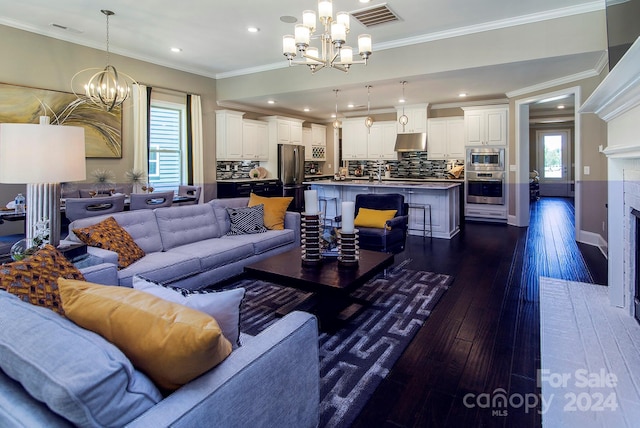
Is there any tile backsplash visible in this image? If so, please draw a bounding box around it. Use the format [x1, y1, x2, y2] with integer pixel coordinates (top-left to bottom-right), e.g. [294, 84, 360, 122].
[347, 152, 464, 179]
[216, 161, 260, 180]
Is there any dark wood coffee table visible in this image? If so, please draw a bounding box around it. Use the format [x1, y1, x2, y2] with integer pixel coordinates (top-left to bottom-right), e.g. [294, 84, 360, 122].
[244, 247, 394, 330]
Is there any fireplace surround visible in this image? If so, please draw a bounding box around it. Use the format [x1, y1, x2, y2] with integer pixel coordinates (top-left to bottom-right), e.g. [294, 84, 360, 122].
[581, 37, 640, 313]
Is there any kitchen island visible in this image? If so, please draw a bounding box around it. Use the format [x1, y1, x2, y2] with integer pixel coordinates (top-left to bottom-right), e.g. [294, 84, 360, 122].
[306, 179, 461, 239]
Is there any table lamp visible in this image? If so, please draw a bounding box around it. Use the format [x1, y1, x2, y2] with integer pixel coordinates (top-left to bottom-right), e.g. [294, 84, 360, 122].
[0, 117, 86, 247]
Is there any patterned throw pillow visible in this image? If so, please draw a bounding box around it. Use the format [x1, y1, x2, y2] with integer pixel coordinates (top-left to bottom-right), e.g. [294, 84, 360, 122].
[73, 216, 145, 269]
[226, 204, 268, 235]
[0, 244, 85, 315]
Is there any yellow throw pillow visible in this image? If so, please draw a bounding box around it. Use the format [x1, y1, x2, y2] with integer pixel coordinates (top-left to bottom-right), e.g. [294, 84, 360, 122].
[354, 208, 398, 229]
[58, 278, 232, 391]
[73, 216, 145, 269]
[248, 193, 293, 230]
[0, 244, 85, 316]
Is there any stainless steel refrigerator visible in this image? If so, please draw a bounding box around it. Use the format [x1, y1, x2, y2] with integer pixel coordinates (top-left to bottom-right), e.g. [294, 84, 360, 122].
[278, 144, 305, 212]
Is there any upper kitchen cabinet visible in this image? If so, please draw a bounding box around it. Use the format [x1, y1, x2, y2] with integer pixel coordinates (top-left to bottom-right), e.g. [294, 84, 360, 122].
[462, 105, 508, 146]
[396, 103, 429, 134]
[311, 124, 326, 146]
[427, 117, 465, 160]
[242, 119, 269, 161]
[310, 123, 326, 161]
[262, 116, 304, 146]
[341, 118, 368, 159]
[368, 121, 398, 160]
[216, 110, 245, 160]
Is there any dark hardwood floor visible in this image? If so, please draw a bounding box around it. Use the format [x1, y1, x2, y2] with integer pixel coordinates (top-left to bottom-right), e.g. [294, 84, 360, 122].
[352, 197, 608, 428]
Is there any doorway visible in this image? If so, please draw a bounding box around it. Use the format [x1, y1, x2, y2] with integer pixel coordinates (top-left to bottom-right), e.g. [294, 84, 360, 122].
[514, 87, 581, 239]
[536, 129, 572, 197]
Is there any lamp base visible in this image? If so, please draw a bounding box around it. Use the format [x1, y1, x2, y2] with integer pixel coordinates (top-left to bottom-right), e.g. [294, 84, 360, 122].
[26, 182, 61, 248]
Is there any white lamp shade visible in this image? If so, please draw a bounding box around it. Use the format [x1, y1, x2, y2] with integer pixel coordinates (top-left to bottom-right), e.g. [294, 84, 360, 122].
[295, 24, 310, 45]
[330, 23, 346, 43]
[283, 35, 296, 54]
[336, 12, 350, 32]
[340, 46, 353, 63]
[358, 34, 372, 54]
[306, 47, 320, 62]
[302, 10, 316, 32]
[0, 123, 86, 183]
[318, 0, 332, 21]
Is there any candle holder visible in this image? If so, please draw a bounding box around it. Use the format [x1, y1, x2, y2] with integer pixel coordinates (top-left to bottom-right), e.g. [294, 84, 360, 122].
[337, 228, 359, 268]
[301, 212, 322, 267]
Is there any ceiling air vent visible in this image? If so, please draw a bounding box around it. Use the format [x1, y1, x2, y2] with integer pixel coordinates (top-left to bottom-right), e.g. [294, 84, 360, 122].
[351, 4, 400, 27]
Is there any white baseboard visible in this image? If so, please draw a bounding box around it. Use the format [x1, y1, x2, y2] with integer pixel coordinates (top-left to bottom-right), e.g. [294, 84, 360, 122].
[577, 229, 608, 259]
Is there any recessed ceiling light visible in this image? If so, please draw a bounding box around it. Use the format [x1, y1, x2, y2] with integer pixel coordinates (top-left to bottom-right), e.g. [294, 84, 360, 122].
[247, 27, 260, 33]
[347, 103, 355, 108]
[303, 108, 310, 112]
[458, 93, 467, 97]
[331, 113, 337, 118]
[170, 47, 182, 53]
[398, 98, 405, 103]
[557, 105, 565, 109]
[267, 100, 276, 104]
[359, 0, 371, 3]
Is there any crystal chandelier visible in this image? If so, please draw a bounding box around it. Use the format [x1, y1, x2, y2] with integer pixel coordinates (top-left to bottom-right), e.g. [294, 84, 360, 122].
[282, 0, 372, 73]
[398, 81, 408, 131]
[71, 10, 136, 111]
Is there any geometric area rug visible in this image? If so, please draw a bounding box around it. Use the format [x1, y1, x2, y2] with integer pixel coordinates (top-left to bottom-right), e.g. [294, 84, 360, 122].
[227, 266, 453, 428]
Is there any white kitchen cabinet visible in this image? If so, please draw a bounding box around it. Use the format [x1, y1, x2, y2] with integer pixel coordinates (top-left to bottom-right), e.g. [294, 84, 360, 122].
[396, 103, 428, 134]
[311, 124, 326, 146]
[462, 105, 508, 146]
[367, 121, 397, 160]
[341, 118, 368, 159]
[242, 119, 268, 161]
[310, 124, 327, 160]
[216, 110, 245, 160]
[263, 116, 305, 145]
[302, 128, 313, 160]
[427, 117, 465, 160]
[464, 203, 507, 220]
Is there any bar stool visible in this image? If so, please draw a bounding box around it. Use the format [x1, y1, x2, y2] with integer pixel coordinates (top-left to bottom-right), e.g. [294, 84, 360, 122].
[408, 203, 432, 238]
[317, 188, 339, 229]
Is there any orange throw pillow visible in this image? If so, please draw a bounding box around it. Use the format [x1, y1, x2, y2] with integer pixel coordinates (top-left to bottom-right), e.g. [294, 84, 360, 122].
[248, 193, 293, 230]
[0, 244, 85, 315]
[73, 216, 145, 269]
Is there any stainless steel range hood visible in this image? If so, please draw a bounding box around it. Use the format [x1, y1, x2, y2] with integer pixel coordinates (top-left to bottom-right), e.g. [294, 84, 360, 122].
[394, 133, 427, 152]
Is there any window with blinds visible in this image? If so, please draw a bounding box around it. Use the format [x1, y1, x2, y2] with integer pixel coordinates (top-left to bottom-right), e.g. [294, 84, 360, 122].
[149, 104, 185, 192]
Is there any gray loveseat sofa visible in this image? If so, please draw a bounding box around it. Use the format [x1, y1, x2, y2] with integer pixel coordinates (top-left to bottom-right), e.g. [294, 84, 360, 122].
[64, 197, 301, 290]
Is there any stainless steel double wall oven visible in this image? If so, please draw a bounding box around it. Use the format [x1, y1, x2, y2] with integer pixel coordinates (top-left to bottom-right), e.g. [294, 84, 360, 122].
[465, 147, 506, 205]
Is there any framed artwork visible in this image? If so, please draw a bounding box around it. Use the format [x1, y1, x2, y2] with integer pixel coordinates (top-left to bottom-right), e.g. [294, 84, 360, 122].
[0, 82, 122, 158]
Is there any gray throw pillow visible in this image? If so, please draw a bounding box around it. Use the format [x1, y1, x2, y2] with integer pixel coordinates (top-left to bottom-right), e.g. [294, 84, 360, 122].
[226, 204, 268, 235]
[132, 275, 245, 349]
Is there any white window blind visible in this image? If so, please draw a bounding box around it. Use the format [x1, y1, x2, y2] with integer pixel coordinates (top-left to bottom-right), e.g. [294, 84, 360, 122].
[149, 104, 184, 192]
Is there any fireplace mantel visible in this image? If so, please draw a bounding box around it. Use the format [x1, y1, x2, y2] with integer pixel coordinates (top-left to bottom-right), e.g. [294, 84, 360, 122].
[581, 38, 640, 126]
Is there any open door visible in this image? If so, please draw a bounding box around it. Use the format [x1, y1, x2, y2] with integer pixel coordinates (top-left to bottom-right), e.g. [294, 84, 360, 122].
[536, 130, 571, 197]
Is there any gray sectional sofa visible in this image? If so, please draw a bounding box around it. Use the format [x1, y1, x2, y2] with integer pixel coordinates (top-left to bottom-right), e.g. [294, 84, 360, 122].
[0, 198, 320, 427]
[64, 197, 301, 290]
